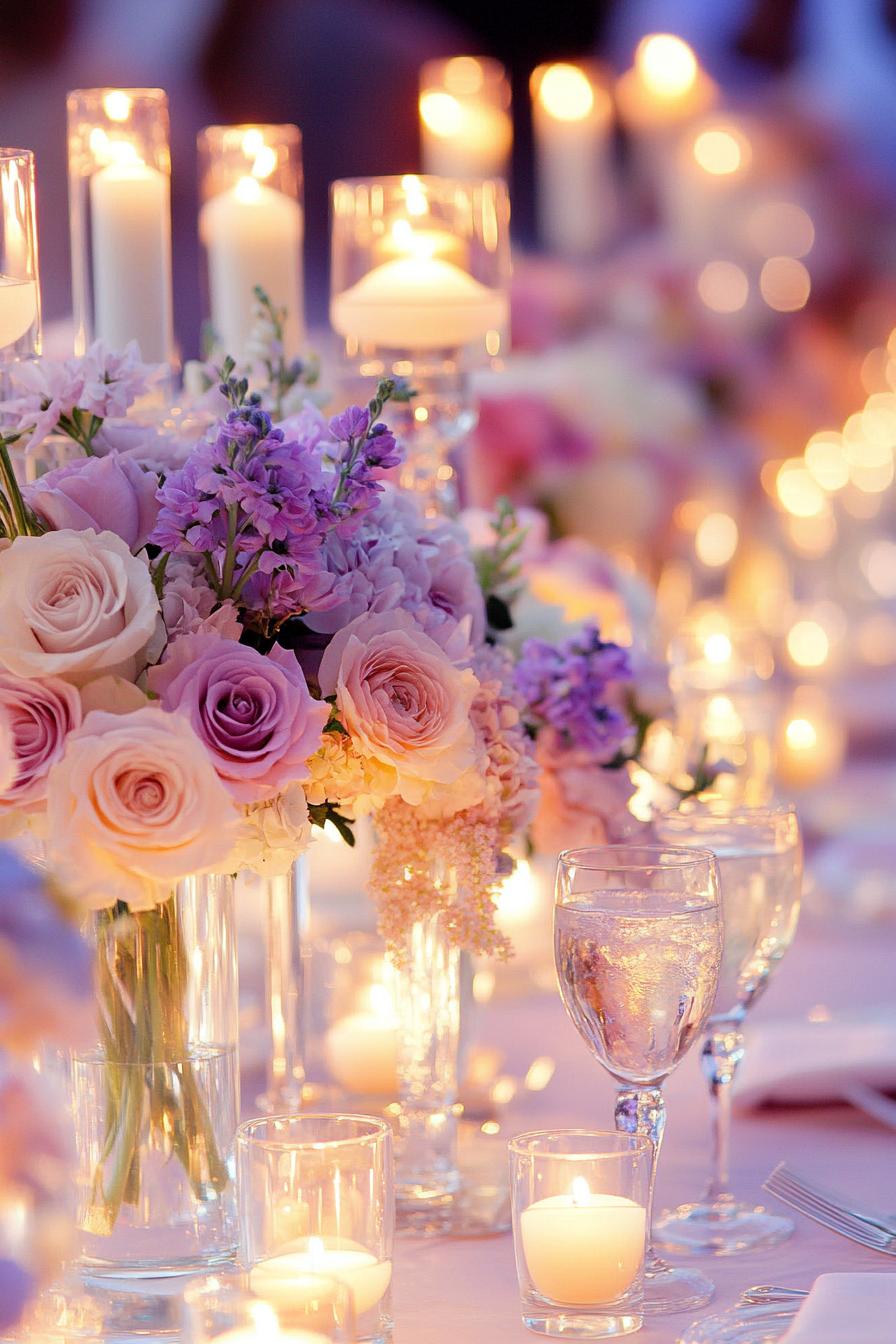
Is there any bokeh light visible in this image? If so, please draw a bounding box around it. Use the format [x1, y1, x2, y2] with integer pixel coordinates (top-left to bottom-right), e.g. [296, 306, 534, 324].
[760, 256, 811, 312]
[775, 459, 827, 516]
[635, 34, 698, 98]
[537, 64, 595, 121]
[693, 127, 749, 176]
[695, 511, 739, 565]
[744, 200, 814, 258]
[786, 620, 829, 668]
[697, 260, 749, 313]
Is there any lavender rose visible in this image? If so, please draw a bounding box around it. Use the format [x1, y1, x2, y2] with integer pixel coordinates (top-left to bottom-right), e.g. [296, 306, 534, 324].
[25, 454, 160, 554]
[0, 529, 160, 687]
[0, 672, 82, 811]
[147, 634, 328, 804]
[318, 609, 480, 807]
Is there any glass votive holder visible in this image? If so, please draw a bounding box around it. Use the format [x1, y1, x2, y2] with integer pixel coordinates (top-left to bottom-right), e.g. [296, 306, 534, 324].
[509, 1131, 651, 1338]
[315, 934, 400, 1103]
[66, 87, 174, 365]
[0, 148, 41, 365]
[237, 1115, 393, 1344]
[183, 1273, 356, 1343]
[198, 123, 304, 365]
[419, 56, 512, 180]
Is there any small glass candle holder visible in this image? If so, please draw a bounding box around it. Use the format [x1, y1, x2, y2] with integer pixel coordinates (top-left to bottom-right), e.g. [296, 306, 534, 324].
[529, 63, 617, 257]
[237, 1115, 393, 1344]
[0, 148, 41, 368]
[419, 57, 512, 181]
[66, 87, 174, 365]
[198, 124, 304, 365]
[184, 1273, 356, 1343]
[330, 172, 510, 515]
[509, 1131, 651, 1339]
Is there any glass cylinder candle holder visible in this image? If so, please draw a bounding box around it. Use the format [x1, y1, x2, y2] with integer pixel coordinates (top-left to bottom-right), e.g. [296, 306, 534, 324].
[0, 149, 40, 367]
[67, 87, 174, 365]
[198, 124, 304, 365]
[419, 57, 512, 181]
[316, 933, 400, 1103]
[184, 1273, 356, 1343]
[330, 173, 510, 515]
[237, 1115, 393, 1344]
[530, 63, 617, 257]
[509, 1131, 651, 1338]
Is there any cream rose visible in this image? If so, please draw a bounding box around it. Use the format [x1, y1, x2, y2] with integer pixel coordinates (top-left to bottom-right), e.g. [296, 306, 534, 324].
[46, 706, 239, 911]
[0, 530, 160, 686]
[318, 610, 480, 807]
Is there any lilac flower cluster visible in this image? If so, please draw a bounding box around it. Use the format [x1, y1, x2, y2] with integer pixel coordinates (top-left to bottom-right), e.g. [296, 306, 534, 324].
[515, 623, 634, 762]
[326, 405, 402, 529]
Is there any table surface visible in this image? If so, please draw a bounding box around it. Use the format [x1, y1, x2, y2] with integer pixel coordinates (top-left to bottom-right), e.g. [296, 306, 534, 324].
[392, 915, 896, 1344]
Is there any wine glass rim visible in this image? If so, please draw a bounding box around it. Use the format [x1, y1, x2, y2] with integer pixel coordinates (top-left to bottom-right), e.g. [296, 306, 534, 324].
[237, 1112, 391, 1151]
[508, 1129, 652, 1158]
[558, 843, 718, 872]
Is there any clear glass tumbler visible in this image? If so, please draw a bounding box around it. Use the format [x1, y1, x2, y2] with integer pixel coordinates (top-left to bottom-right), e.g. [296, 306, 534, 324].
[184, 1272, 356, 1343]
[509, 1130, 651, 1339]
[554, 845, 722, 1315]
[237, 1115, 393, 1344]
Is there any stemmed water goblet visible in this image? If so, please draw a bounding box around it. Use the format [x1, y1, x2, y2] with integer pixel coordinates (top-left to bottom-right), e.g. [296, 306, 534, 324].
[652, 801, 802, 1255]
[554, 845, 723, 1315]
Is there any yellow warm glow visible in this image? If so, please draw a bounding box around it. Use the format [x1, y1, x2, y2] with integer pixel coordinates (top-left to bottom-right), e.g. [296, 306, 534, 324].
[775, 459, 826, 517]
[703, 694, 745, 743]
[102, 90, 132, 122]
[785, 717, 817, 751]
[693, 127, 748, 176]
[805, 432, 849, 491]
[401, 173, 429, 217]
[704, 632, 733, 665]
[234, 175, 262, 205]
[635, 34, 698, 99]
[537, 63, 596, 121]
[786, 620, 829, 668]
[695, 511, 738, 566]
[760, 256, 811, 312]
[444, 56, 485, 96]
[697, 260, 749, 313]
[419, 90, 464, 138]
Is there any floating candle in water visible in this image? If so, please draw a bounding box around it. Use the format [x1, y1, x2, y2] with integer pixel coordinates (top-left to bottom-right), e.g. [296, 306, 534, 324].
[0, 276, 38, 349]
[520, 1178, 646, 1305]
[251, 1236, 392, 1317]
[324, 982, 400, 1097]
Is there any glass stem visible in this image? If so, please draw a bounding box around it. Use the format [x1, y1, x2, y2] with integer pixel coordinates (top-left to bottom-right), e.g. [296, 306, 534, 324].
[615, 1085, 665, 1269]
[701, 1018, 745, 1203]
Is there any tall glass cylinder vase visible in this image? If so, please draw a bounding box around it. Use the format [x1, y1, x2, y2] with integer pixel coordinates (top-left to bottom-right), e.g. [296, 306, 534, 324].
[253, 857, 309, 1113]
[392, 910, 462, 1229]
[329, 174, 510, 518]
[71, 873, 239, 1280]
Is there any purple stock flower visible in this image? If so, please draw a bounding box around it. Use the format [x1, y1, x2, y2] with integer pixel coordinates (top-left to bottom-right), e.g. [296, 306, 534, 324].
[516, 623, 634, 762]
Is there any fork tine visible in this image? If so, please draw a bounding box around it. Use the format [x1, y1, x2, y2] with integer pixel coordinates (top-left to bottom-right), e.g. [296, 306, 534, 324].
[765, 1168, 891, 1244]
[763, 1177, 891, 1251]
[766, 1163, 896, 1233]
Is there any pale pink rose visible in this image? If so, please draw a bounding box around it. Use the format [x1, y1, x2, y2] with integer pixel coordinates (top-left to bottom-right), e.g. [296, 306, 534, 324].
[532, 736, 646, 856]
[0, 673, 82, 811]
[0, 530, 160, 687]
[0, 710, 16, 797]
[46, 706, 239, 911]
[160, 557, 241, 640]
[319, 610, 479, 807]
[78, 676, 148, 717]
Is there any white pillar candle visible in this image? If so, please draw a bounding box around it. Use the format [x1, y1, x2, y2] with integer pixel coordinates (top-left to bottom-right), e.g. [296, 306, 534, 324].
[330, 255, 507, 351]
[250, 1239, 392, 1317]
[199, 175, 303, 361]
[531, 63, 617, 256]
[420, 96, 512, 179]
[520, 1180, 646, 1305]
[89, 153, 173, 362]
[0, 276, 38, 350]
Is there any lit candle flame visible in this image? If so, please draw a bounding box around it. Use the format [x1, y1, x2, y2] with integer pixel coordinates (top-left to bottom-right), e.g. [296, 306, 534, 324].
[635, 33, 698, 99]
[570, 1176, 591, 1205]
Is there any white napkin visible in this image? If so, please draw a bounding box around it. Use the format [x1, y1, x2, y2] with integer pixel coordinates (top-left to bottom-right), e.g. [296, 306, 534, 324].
[733, 1010, 896, 1108]
[782, 1273, 896, 1343]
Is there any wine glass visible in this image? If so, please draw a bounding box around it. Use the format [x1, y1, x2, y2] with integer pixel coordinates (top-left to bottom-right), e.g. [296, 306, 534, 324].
[554, 845, 723, 1315]
[652, 801, 802, 1255]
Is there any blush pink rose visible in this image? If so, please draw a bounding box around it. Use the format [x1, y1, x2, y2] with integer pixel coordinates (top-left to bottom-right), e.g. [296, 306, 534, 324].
[25, 454, 160, 554]
[318, 610, 479, 806]
[0, 710, 15, 797]
[0, 672, 82, 811]
[46, 706, 239, 911]
[148, 633, 328, 804]
[0, 530, 160, 687]
[532, 736, 646, 856]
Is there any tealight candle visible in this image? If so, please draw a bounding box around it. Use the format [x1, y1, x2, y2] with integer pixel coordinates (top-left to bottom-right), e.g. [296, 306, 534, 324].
[520, 1179, 646, 1305]
[198, 124, 304, 361]
[250, 1238, 392, 1317]
[530, 62, 617, 256]
[324, 983, 399, 1097]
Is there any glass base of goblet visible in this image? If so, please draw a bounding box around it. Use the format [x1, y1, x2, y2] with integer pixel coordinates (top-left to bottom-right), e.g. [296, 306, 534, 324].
[642, 1258, 715, 1315]
[654, 1199, 794, 1256]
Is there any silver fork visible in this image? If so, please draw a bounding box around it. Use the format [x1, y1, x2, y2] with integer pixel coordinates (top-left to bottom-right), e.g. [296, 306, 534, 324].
[763, 1162, 896, 1253]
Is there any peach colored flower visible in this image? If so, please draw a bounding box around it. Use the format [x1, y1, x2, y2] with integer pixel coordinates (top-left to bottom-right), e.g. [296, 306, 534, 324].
[0, 530, 160, 687]
[0, 710, 16, 798]
[532, 735, 646, 855]
[319, 610, 479, 807]
[46, 706, 239, 911]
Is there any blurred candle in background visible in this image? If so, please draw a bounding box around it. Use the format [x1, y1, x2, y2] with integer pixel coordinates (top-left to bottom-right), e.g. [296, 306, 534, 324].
[0, 149, 40, 360]
[530, 62, 617, 257]
[67, 88, 174, 365]
[198, 124, 304, 362]
[419, 57, 512, 181]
